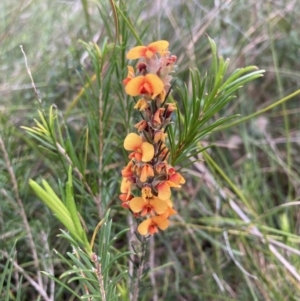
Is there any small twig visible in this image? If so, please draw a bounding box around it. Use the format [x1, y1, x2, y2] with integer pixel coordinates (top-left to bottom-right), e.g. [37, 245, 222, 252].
[20, 45, 42, 105]
[132, 237, 147, 301]
[149, 236, 158, 301]
[91, 253, 106, 301]
[127, 215, 135, 300]
[41, 230, 55, 300]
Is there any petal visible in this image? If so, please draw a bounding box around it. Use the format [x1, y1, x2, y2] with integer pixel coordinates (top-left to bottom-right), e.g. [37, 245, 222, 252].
[145, 74, 164, 97]
[152, 216, 169, 230]
[148, 224, 159, 235]
[165, 199, 173, 207]
[120, 177, 132, 193]
[134, 120, 148, 132]
[168, 207, 177, 216]
[140, 164, 154, 182]
[121, 161, 133, 177]
[129, 197, 145, 213]
[119, 193, 132, 202]
[157, 182, 171, 200]
[123, 66, 135, 86]
[125, 76, 145, 96]
[134, 98, 149, 111]
[141, 142, 154, 162]
[127, 65, 135, 78]
[169, 172, 186, 185]
[150, 197, 168, 214]
[127, 46, 147, 60]
[160, 206, 177, 219]
[148, 40, 169, 53]
[138, 218, 152, 235]
[124, 133, 143, 150]
[154, 131, 166, 143]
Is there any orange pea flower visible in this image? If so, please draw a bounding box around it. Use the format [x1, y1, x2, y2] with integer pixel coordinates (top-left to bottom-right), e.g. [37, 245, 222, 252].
[124, 133, 154, 162]
[156, 171, 185, 200]
[137, 216, 169, 236]
[125, 74, 164, 99]
[127, 40, 169, 60]
[129, 196, 168, 216]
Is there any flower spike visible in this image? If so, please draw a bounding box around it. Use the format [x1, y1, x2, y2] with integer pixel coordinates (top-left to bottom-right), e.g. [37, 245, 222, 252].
[121, 40, 184, 236]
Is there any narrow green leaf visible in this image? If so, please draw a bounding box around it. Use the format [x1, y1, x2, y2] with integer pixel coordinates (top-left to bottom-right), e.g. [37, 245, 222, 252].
[65, 166, 85, 237]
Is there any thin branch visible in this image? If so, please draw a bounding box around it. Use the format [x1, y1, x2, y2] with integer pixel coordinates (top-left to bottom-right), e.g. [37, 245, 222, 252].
[91, 253, 106, 301]
[149, 236, 158, 301]
[20, 45, 42, 105]
[132, 240, 146, 301]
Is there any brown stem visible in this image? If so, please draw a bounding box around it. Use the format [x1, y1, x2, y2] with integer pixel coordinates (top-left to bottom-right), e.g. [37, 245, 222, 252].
[91, 253, 107, 301]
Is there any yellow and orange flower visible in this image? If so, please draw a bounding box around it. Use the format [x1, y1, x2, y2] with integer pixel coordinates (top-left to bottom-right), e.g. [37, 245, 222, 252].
[156, 171, 185, 200]
[137, 216, 169, 235]
[124, 133, 154, 162]
[125, 74, 164, 99]
[129, 196, 168, 217]
[127, 40, 169, 60]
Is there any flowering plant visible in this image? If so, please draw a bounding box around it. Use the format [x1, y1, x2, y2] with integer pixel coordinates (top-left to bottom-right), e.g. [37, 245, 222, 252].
[120, 40, 185, 236]
[22, 34, 265, 300]
[120, 39, 264, 237]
